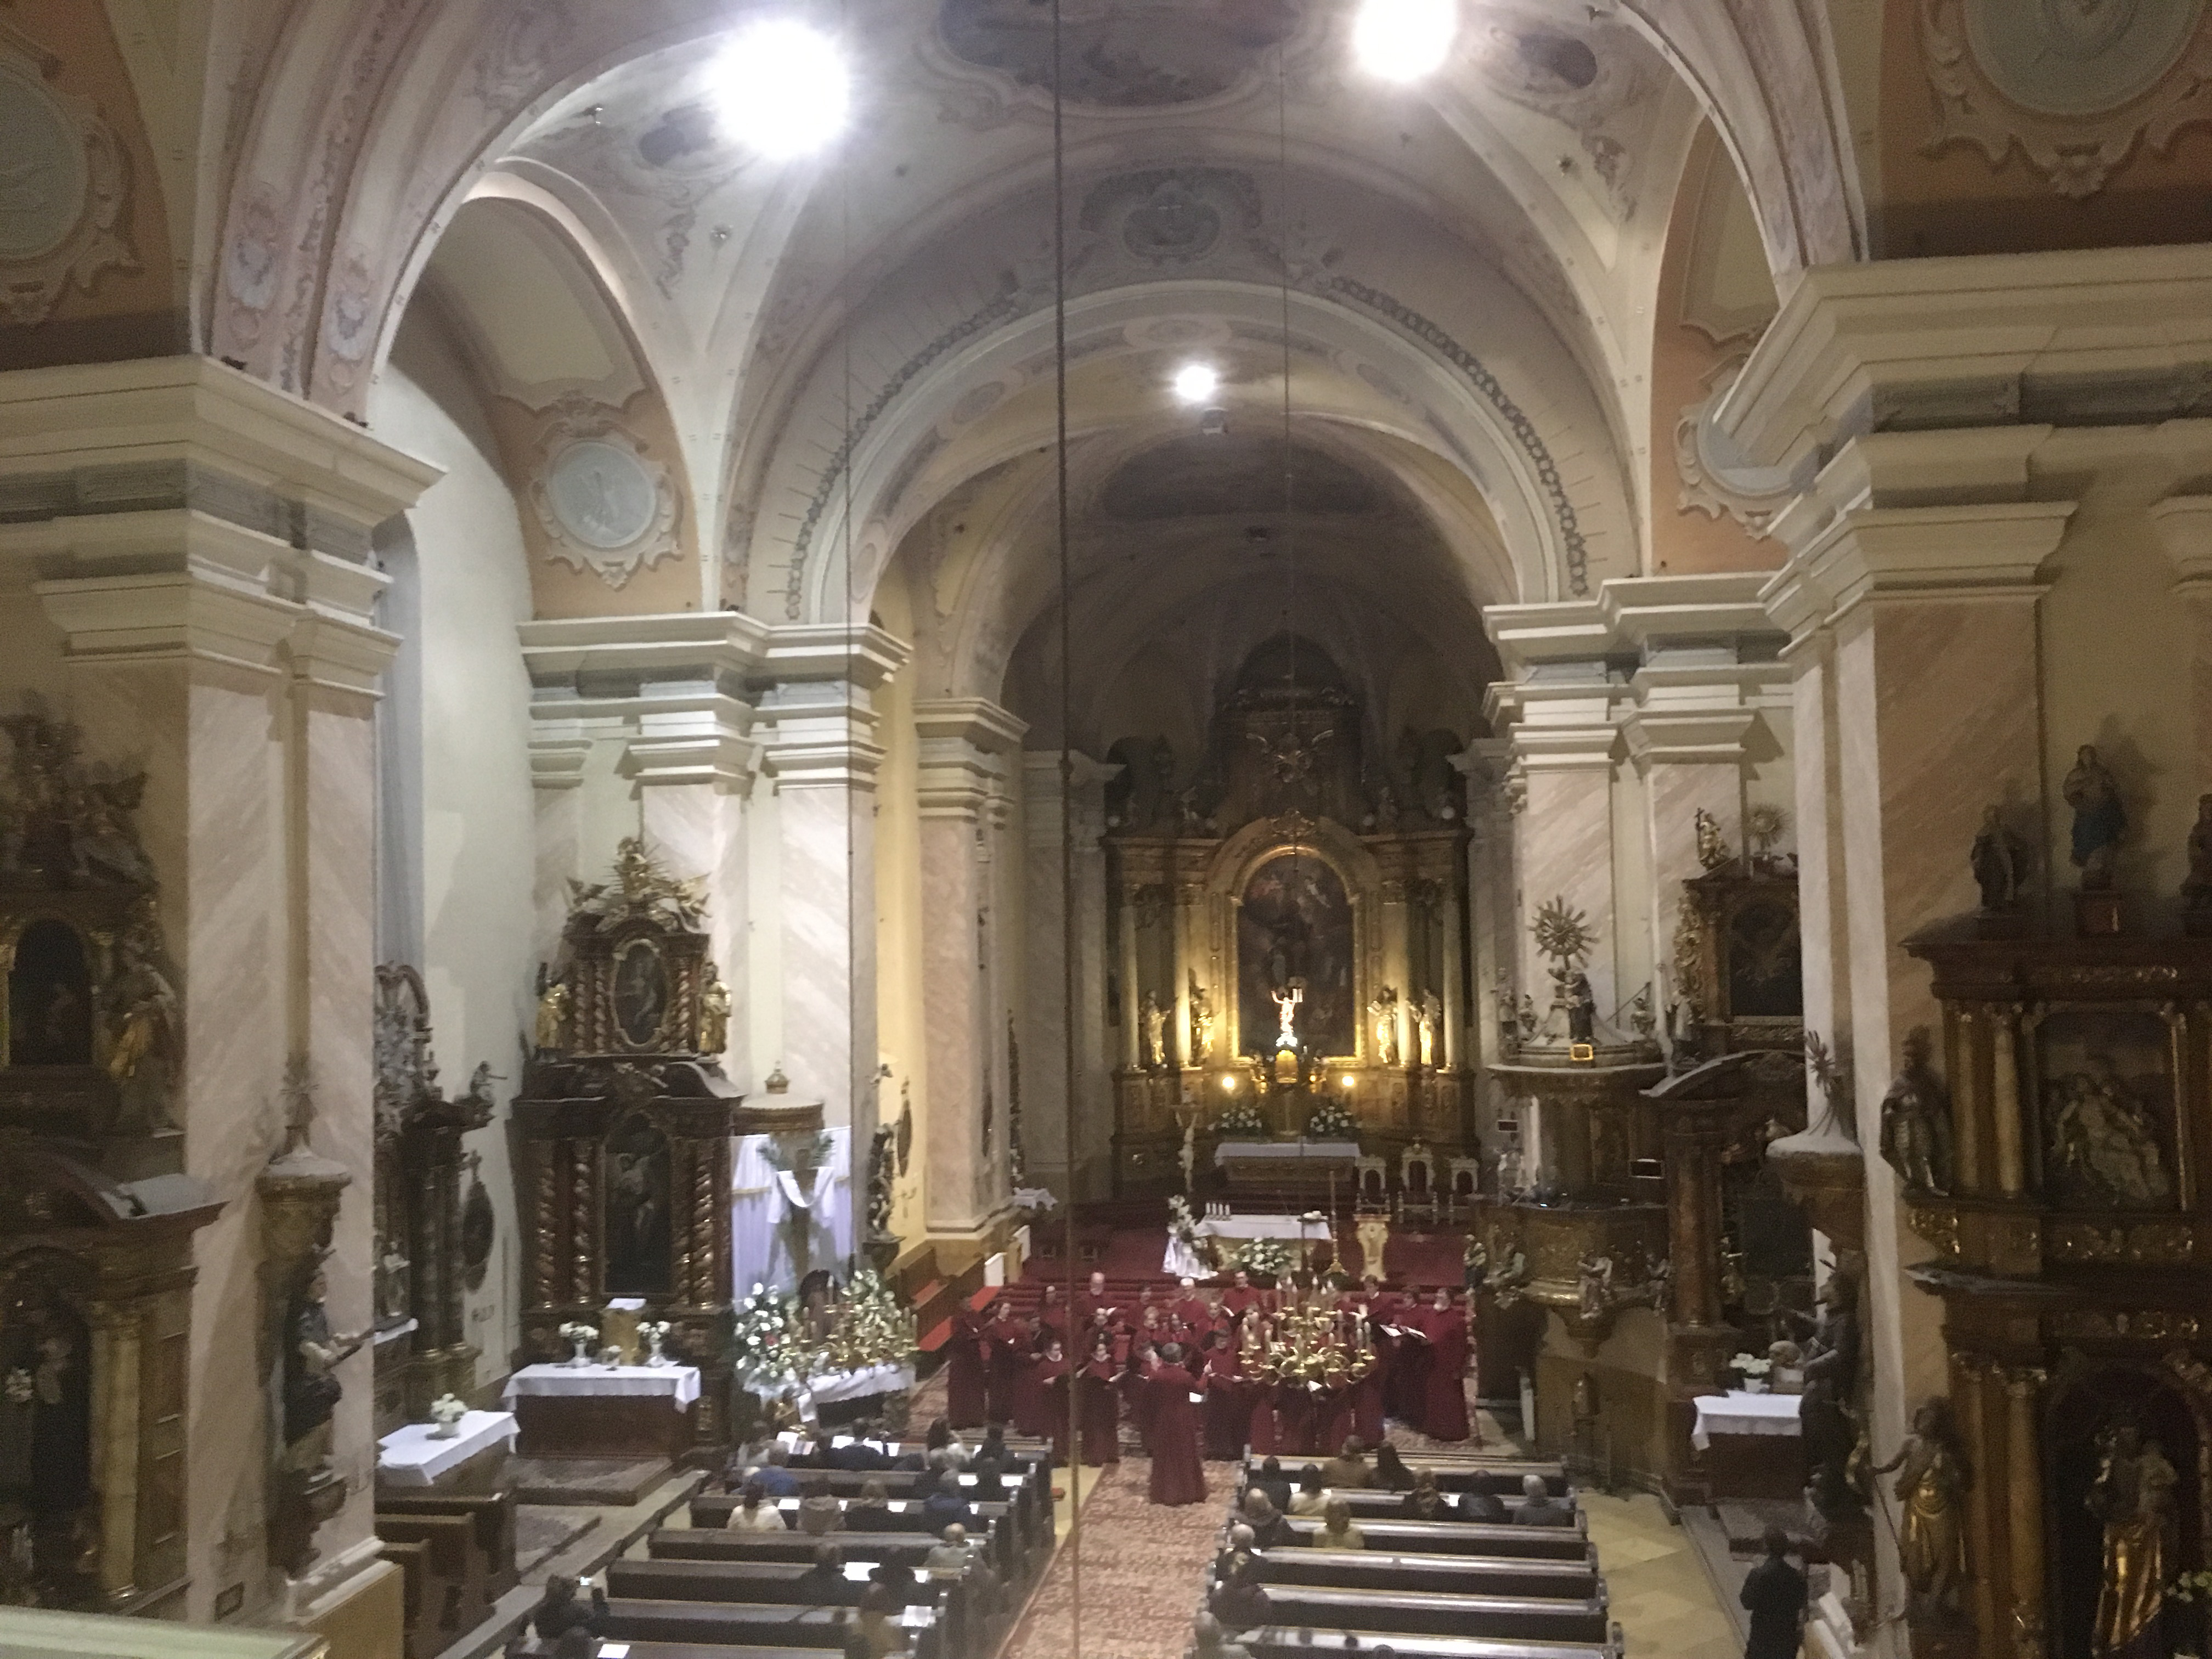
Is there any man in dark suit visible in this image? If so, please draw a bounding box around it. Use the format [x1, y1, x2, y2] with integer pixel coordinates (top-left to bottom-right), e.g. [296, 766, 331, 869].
[1740, 1526, 1807, 1659]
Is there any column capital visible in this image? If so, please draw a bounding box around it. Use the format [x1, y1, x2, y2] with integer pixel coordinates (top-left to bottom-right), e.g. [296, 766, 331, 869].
[913, 698, 1026, 822]
[2149, 493, 2212, 591]
[521, 613, 769, 793]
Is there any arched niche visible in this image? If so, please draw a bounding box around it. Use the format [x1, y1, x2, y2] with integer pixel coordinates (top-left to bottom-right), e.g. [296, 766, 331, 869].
[1205, 816, 1383, 1065]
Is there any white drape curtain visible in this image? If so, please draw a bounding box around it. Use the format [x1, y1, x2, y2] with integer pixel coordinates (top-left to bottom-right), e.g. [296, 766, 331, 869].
[731, 1128, 853, 1294]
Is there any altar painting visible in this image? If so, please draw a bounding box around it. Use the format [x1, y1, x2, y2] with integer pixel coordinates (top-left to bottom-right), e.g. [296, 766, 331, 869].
[1237, 852, 1355, 1056]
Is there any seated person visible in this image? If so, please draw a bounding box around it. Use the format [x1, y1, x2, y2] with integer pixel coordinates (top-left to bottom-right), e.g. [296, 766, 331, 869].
[795, 1544, 848, 1603]
[1513, 1472, 1571, 1527]
[1191, 1611, 1255, 1659]
[1211, 1522, 1257, 1584]
[753, 1442, 802, 1496]
[725, 1479, 788, 1531]
[858, 1572, 910, 1659]
[924, 1522, 978, 1580]
[1311, 1496, 1366, 1552]
[969, 1453, 1008, 1500]
[1400, 1469, 1451, 1522]
[1457, 1485, 1507, 1523]
[920, 1468, 974, 1530]
[531, 1576, 607, 1644]
[827, 1421, 897, 1470]
[1238, 1487, 1295, 1551]
[1250, 1455, 1294, 1514]
[1321, 1438, 1372, 1491]
[797, 1475, 845, 1536]
[1287, 1465, 1329, 1516]
[1372, 1443, 1415, 1491]
[845, 1476, 896, 1531]
[1209, 1562, 1271, 1634]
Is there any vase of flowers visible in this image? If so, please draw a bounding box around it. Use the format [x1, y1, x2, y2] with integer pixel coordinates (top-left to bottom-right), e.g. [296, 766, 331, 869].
[1228, 1237, 1294, 1286]
[558, 1321, 598, 1367]
[1730, 1351, 1773, 1393]
[1216, 1096, 1266, 1137]
[639, 1318, 674, 1367]
[1305, 1099, 1358, 1142]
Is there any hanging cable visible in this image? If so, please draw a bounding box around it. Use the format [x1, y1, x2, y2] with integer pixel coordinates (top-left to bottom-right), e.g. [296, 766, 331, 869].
[839, 0, 859, 1280]
[1276, 19, 1307, 1099]
[1051, 1, 1084, 1651]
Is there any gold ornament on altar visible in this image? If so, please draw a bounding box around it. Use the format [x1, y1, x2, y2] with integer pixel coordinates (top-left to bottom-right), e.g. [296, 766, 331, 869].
[1531, 896, 1594, 967]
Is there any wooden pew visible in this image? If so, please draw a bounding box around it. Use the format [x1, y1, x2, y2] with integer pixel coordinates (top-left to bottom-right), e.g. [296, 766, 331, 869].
[1249, 1547, 1600, 1604]
[1240, 1626, 1620, 1659]
[1244, 1455, 1570, 1496]
[380, 1538, 431, 1659]
[1278, 1516, 1589, 1558]
[601, 1596, 944, 1659]
[376, 1489, 518, 1599]
[718, 1464, 1049, 1551]
[608, 1555, 973, 1657]
[1301, 1489, 1578, 1523]
[666, 1515, 1020, 1585]
[690, 1493, 1024, 1577]
[376, 1513, 489, 1654]
[1252, 1583, 1610, 1645]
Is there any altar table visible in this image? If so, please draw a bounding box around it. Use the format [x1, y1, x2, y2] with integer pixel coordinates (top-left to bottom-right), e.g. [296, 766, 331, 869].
[504, 1363, 701, 1459]
[1690, 1389, 1804, 1500]
[1165, 1211, 1334, 1274]
[1214, 1139, 1362, 1201]
[376, 1410, 517, 1488]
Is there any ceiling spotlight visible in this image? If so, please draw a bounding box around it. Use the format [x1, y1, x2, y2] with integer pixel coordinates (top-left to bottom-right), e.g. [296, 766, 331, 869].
[1172, 362, 1220, 404]
[710, 19, 850, 159]
[1352, 0, 1458, 82]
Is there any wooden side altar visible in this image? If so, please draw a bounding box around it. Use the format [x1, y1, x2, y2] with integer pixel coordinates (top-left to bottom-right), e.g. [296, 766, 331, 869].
[511, 839, 740, 1456]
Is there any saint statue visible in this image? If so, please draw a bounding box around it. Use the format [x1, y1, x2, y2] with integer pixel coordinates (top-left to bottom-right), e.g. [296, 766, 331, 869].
[535, 976, 570, 1054]
[700, 968, 731, 1056]
[1415, 992, 1440, 1068]
[1562, 969, 1596, 1044]
[1141, 991, 1168, 1070]
[1969, 805, 2029, 913]
[284, 1261, 367, 1475]
[1187, 971, 1215, 1065]
[2089, 1420, 2176, 1659]
[2063, 744, 2126, 890]
[1368, 987, 1399, 1066]
[1880, 1027, 1954, 1195]
[1271, 980, 1304, 1053]
[1575, 1251, 1613, 1324]
[375, 1238, 412, 1327]
[1872, 1400, 1968, 1620]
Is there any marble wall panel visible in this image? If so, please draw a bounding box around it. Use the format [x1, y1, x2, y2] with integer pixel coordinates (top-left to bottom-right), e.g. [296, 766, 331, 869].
[1519, 767, 1618, 1013]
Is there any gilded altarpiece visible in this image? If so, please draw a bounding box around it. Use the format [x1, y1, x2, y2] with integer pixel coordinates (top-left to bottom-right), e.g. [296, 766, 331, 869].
[1903, 929, 2212, 1659]
[0, 702, 219, 1611]
[1104, 641, 1474, 1193]
[513, 840, 737, 1450]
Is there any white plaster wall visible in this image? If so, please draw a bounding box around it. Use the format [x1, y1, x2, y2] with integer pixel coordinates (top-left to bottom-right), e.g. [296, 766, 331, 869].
[370, 327, 540, 1390]
[872, 568, 932, 1244]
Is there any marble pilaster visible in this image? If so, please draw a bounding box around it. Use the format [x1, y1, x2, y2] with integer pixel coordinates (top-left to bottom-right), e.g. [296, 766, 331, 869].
[1, 356, 435, 1623]
[912, 698, 1026, 1236]
[1022, 752, 1118, 1199]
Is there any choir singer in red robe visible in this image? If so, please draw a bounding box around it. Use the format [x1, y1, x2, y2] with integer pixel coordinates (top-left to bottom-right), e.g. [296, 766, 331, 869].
[1076, 1330, 1122, 1466]
[1141, 1342, 1209, 1506]
[944, 1301, 990, 1428]
[1414, 1286, 1472, 1442]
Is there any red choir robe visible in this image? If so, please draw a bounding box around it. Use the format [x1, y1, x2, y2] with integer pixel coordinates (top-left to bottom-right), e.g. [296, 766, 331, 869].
[1142, 1362, 1210, 1506]
[1273, 1376, 1318, 1458]
[1015, 1351, 1070, 1453]
[945, 1307, 990, 1427]
[1351, 1343, 1387, 1446]
[1219, 1285, 1262, 1327]
[1074, 1290, 1120, 1332]
[1077, 1356, 1122, 1466]
[1201, 1345, 1249, 1462]
[1316, 1372, 1358, 1457]
[984, 1312, 1027, 1424]
[1127, 1330, 1167, 1447]
[1386, 1301, 1430, 1424]
[1173, 1293, 1214, 1334]
[1417, 1302, 1471, 1442]
[1036, 1299, 1073, 1350]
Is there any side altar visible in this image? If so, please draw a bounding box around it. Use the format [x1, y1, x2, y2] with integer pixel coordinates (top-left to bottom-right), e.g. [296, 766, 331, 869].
[510, 838, 742, 1454]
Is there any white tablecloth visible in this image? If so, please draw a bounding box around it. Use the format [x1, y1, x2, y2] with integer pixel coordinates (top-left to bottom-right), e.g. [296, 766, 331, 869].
[1213, 1139, 1361, 1165]
[804, 1361, 915, 1405]
[1690, 1390, 1803, 1452]
[376, 1411, 517, 1486]
[503, 1363, 702, 1410]
[1198, 1214, 1333, 1242]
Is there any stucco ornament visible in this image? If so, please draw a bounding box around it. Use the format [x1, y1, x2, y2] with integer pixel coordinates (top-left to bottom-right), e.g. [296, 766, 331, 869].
[1921, 0, 2212, 198]
[528, 397, 682, 588]
[1673, 358, 1791, 537]
[0, 41, 137, 324]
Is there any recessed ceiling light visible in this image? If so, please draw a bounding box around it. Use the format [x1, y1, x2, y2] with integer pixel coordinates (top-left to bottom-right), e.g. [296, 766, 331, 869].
[710, 20, 850, 159]
[1172, 362, 1220, 404]
[1353, 0, 1457, 82]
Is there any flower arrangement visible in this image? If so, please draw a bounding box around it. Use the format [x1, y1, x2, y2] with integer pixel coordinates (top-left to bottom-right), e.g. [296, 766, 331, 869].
[1216, 1096, 1266, 1136]
[1730, 1350, 1773, 1392]
[732, 1283, 799, 1395]
[1305, 1099, 1359, 1141]
[638, 1318, 674, 1367]
[1167, 1194, 1203, 1253]
[2169, 1568, 2212, 1604]
[1227, 1237, 1295, 1283]
[557, 1321, 598, 1367]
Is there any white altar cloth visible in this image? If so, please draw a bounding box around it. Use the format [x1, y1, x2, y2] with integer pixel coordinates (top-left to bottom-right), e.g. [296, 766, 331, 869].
[1690, 1390, 1802, 1452]
[503, 1363, 701, 1410]
[803, 1361, 915, 1406]
[1213, 1139, 1361, 1165]
[1166, 1212, 1333, 1273]
[376, 1411, 517, 1486]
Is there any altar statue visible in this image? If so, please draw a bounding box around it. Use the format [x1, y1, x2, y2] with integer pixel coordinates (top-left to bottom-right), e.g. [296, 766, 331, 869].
[1368, 988, 1398, 1066]
[1872, 1400, 1968, 1620]
[284, 1260, 368, 1475]
[2089, 1419, 2175, 1658]
[1188, 971, 1215, 1064]
[1141, 991, 1169, 1070]
[1272, 981, 1304, 1052]
[2064, 744, 2126, 890]
[1416, 992, 1440, 1068]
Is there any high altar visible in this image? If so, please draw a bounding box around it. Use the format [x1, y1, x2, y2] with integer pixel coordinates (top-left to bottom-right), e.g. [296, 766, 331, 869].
[1103, 638, 1474, 1190]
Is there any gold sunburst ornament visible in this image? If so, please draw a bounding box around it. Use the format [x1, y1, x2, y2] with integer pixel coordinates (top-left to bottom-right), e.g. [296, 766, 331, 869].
[1531, 896, 1594, 967]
